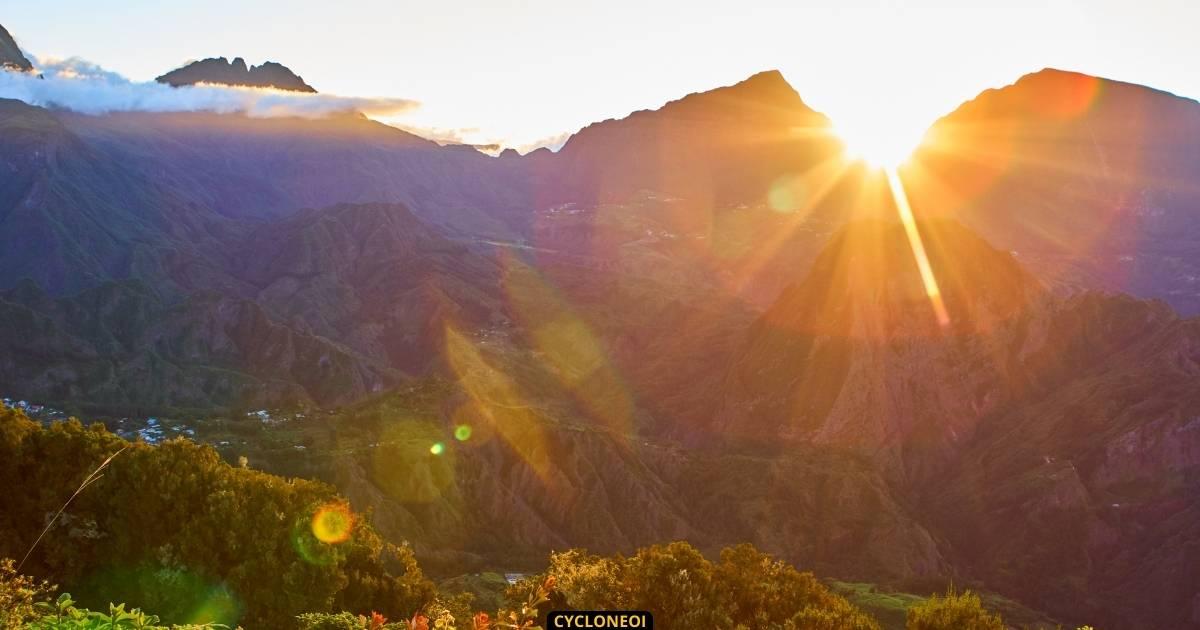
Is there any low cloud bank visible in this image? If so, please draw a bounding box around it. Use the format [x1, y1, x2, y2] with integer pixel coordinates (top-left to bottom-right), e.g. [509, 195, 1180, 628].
[0, 56, 419, 118]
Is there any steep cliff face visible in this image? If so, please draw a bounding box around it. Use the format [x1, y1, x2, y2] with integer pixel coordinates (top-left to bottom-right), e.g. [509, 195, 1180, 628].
[0, 23, 33, 72]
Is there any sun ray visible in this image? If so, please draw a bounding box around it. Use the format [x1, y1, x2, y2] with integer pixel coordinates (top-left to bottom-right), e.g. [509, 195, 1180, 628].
[885, 167, 950, 327]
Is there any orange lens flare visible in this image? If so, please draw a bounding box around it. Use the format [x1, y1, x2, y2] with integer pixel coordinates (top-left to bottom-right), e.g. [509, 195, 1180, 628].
[311, 503, 354, 544]
[885, 168, 950, 327]
[443, 325, 556, 484]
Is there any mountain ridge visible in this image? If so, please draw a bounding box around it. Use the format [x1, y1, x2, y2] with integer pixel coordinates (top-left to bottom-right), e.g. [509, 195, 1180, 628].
[0, 23, 33, 72]
[156, 56, 318, 92]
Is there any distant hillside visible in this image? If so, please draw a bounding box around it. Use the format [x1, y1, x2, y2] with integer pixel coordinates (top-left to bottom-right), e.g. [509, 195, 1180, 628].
[156, 56, 317, 92]
[0, 202, 506, 411]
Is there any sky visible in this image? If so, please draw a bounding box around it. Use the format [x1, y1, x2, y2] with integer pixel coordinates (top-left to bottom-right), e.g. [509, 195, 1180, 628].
[4, 0, 1197, 152]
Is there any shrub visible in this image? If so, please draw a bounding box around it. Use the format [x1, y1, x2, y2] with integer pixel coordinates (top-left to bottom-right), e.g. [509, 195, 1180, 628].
[1, 556, 56, 628]
[517, 541, 880, 630]
[905, 589, 1004, 630]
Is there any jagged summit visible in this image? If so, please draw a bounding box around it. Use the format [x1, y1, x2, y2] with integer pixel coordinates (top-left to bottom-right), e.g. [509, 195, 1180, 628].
[156, 56, 317, 92]
[0, 23, 34, 72]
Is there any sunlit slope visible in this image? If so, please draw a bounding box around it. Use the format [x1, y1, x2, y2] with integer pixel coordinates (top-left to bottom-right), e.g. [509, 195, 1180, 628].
[910, 68, 1200, 314]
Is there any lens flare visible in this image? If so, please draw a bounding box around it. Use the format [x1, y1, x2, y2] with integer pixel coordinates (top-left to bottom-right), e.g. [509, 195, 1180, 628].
[500, 255, 635, 438]
[885, 167, 950, 327]
[429, 442, 446, 455]
[443, 324, 559, 485]
[311, 502, 354, 544]
[186, 586, 241, 626]
[454, 425, 473, 441]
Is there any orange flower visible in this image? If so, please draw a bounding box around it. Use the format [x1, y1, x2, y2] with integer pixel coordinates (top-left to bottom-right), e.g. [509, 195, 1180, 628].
[369, 611, 388, 630]
[408, 613, 429, 630]
[472, 612, 491, 630]
[542, 575, 557, 592]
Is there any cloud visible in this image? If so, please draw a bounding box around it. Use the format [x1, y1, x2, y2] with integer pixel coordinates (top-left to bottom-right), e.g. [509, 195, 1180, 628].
[391, 122, 572, 155]
[0, 56, 419, 118]
[515, 131, 572, 153]
[392, 123, 483, 145]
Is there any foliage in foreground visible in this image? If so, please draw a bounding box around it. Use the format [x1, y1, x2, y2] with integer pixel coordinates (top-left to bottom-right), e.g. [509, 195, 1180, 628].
[0, 409, 434, 628]
[507, 542, 882, 630]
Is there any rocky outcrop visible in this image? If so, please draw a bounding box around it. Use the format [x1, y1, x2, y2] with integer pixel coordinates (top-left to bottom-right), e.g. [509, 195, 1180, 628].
[0, 23, 33, 72]
[156, 56, 317, 92]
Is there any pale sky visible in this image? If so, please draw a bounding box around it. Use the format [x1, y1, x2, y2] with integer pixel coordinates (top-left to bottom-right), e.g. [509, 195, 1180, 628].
[5, 0, 1197, 152]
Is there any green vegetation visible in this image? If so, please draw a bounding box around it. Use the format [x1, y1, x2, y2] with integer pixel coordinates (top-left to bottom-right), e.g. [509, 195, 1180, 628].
[513, 542, 881, 630]
[829, 582, 1064, 630]
[0, 408, 433, 627]
[905, 590, 1004, 630]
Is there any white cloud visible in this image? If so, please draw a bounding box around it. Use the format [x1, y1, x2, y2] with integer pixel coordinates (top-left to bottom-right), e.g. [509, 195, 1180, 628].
[0, 56, 419, 118]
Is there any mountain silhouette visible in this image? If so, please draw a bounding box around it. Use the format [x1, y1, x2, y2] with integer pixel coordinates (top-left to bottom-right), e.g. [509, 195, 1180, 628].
[156, 56, 318, 92]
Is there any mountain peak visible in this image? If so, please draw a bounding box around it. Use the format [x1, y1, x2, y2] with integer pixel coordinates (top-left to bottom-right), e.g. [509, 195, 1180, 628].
[0, 23, 34, 72]
[156, 56, 317, 92]
[762, 218, 1041, 339]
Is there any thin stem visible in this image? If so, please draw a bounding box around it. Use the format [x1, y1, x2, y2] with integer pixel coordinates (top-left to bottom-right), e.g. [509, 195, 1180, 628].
[18, 446, 128, 572]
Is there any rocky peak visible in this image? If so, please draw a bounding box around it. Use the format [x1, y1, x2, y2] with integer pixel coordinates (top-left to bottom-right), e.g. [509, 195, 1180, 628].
[156, 56, 317, 92]
[0, 23, 34, 72]
[545, 69, 838, 206]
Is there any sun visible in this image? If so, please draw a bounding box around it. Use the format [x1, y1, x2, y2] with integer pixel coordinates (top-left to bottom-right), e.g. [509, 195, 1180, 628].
[832, 115, 927, 169]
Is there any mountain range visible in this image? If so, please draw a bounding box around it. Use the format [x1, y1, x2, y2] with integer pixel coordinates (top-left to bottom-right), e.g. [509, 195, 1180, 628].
[1, 22, 1199, 628]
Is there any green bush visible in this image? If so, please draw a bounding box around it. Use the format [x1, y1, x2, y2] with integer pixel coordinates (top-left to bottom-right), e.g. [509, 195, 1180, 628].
[518, 541, 880, 630]
[905, 589, 1004, 630]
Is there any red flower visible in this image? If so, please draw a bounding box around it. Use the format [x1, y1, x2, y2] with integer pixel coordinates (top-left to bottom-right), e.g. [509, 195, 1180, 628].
[472, 612, 491, 630]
